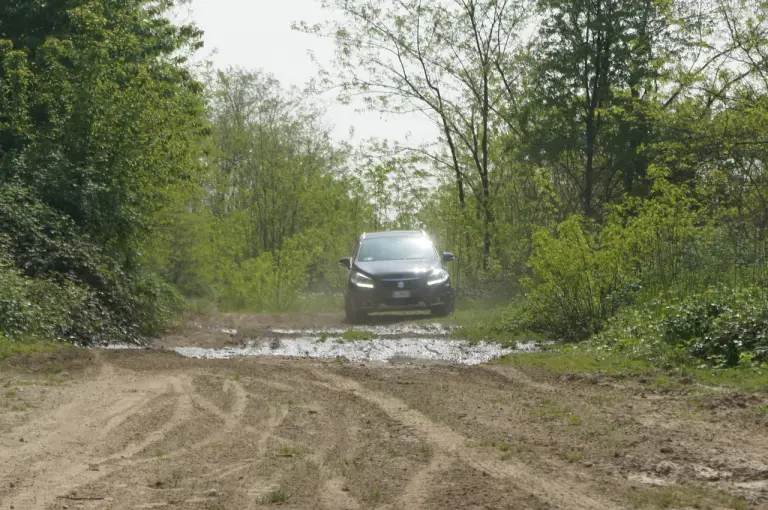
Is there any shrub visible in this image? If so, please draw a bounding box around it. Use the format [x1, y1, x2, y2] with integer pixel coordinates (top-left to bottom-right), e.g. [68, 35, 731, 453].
[0, 183, 182, 344]
[0, 253, 85, 341]
[521, 215, 637, 341]
[593, 286, 768, 368]
[518, 176, 763, 343]
[662, 287, 768, 367]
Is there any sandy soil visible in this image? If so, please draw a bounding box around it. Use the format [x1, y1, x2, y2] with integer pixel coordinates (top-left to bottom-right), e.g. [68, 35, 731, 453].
[1, 314, 767, 510]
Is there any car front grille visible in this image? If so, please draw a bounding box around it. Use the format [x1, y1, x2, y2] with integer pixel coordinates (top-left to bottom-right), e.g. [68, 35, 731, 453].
[378, 277, 422, 290]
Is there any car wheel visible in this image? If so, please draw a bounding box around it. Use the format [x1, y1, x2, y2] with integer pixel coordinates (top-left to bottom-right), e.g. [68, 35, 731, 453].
[430, 296, 455, 318]
[345, 299, 368, 324]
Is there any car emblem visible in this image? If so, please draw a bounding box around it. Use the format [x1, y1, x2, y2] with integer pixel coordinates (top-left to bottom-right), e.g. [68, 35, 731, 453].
[397, 281, 405, 289]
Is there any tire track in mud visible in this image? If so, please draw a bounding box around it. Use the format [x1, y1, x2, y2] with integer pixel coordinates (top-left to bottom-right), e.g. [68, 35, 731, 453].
[203, 399, 291, 483]
[103, 377, 193, 463]
[397, 454, 456, 510]
[118, 374, 252, 468]
[480, 365, 558, 393]
[307, 369, 619, 510]
[1, 356, 265, 509]
[1, 358, 192, 509]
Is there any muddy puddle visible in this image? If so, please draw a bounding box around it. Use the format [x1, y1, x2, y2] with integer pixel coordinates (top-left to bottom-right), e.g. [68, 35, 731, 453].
[172, 324, 544, 365]
[192, 321, 459, 339]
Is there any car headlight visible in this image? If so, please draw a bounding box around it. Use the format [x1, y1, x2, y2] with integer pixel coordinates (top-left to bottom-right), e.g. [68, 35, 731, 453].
[427, 268, 450, 286]
[351, 271, 374, 289]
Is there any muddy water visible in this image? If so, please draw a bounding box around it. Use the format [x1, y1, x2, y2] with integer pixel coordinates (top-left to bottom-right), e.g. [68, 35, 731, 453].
[192, 322, 458, 339]
[173, 324, 544, 366]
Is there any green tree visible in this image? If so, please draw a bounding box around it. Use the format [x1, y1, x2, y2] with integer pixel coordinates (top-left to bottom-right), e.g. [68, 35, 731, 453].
[527, 0, 680, 218]
[0, 0, 206, 341]
[296, 0, 530, 271]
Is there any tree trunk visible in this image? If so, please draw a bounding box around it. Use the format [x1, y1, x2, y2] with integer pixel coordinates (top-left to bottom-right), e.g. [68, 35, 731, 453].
[481, 64, 492, 269]
[584, 108, 596, 218]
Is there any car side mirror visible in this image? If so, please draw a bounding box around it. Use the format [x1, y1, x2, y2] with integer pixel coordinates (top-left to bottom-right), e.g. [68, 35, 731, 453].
[339, 257, 352, 269]
[442, 252, 456, 262]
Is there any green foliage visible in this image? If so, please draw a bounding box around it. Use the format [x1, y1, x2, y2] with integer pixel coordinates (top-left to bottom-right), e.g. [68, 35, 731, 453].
[3, 0, 768, 365]
[0, 253, 76, 341]
[499, 341, 768, 392]
[522, 215, 636, 341]
[0, 0, 203, 344]
[662, 287, 768, 366]
[144, 69, 375, 312]
[515, 173, 768, 346]
[594, 287, 768, 368]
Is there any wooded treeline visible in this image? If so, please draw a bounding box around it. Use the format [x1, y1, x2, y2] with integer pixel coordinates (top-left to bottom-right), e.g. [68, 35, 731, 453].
[2, 0, 768, 364]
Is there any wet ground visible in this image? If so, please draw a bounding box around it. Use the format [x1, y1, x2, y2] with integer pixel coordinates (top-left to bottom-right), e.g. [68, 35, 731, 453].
[1, 313, 766, 509]
[170, 318, 543, 365]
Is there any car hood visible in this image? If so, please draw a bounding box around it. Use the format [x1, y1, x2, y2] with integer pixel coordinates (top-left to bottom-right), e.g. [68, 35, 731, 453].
[354, 258, 441, 277]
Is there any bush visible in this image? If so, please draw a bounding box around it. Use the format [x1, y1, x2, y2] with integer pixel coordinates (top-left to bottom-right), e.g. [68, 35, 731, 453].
[0, 254, 84, 341]
[0, 182, 182, 344]
[662, 287, 768, 367]
[593, 286, 768, 368]
[517, 176, 765, 343]
[521, 215, 637, 341]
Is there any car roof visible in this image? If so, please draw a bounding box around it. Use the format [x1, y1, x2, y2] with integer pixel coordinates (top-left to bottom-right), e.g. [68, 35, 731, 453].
[361, 230, 427, 240]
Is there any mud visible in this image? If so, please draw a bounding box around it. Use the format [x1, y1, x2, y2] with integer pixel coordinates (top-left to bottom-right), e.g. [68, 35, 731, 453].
[173, 337, 538, 365]
[169, 315, 543, 365]
[1, 313, 766, 509]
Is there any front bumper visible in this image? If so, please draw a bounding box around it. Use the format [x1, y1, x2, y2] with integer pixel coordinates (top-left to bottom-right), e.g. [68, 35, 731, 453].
[346, 279, 454, 312]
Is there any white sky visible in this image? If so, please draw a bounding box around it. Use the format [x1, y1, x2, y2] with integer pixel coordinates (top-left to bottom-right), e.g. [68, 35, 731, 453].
[182, 0, 438, 147]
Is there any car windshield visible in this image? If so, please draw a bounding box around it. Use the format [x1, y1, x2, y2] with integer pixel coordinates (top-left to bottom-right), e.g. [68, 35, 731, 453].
[358, 236, 437, 262]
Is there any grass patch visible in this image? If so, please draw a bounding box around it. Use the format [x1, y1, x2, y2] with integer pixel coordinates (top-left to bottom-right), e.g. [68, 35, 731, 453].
[339, 330, 376, 341]
[276, 444, 309, 457]
[494, 441, 511, 452]
[153, 450, 168, 458]
[628, 484, 749, 509]
[447, 302, 508, 326]
[497, 345, 654, 376]
[563, 451, 584, 463]
[472, 439, 514, 453]
[0, 335, 65, 359]
[529, 399, 585, 426]
[190, 292, 345, 316]
[693, 366, 768, 392]
[452, 326, 542, 344]
[171, 471, 184, 488]
[264, 488, 289, 504]
[497, 344, 768, 392]
[419, 442, 434, 459]
[446, 298, 545, 345]
[42, 377, 67, 387]
[367, 487, 383, 503]
[447, 300, 521, 341]
[530, 399, 571, 416]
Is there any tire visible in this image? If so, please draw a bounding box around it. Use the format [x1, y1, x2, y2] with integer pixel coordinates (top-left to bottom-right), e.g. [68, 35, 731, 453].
[345, 298, 368, 324]
[430, 295, 455, 318]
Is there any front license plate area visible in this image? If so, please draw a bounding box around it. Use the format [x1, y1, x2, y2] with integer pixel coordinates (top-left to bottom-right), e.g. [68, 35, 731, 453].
[392, 290, 411, 298]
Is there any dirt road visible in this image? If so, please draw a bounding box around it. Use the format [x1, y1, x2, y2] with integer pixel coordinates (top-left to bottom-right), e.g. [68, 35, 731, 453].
[1, 313, 767, 509]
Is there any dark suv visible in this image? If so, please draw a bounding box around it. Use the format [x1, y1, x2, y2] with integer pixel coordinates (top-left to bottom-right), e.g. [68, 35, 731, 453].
[339, 230, 456, 323]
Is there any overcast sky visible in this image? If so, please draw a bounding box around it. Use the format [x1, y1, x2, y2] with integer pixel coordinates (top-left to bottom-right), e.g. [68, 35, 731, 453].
[182, 0, 438, 147]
